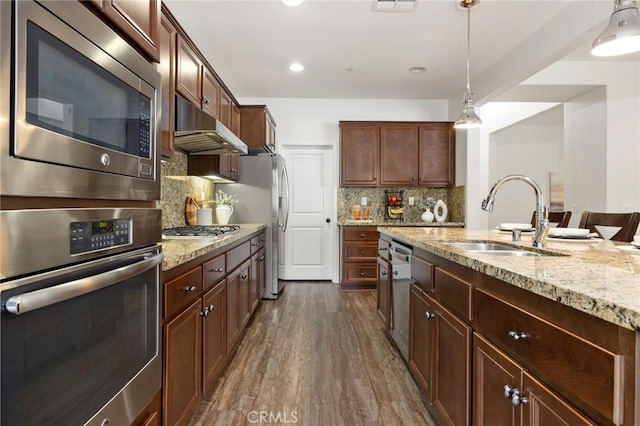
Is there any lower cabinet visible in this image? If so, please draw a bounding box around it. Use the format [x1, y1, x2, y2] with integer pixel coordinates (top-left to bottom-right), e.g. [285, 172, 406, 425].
[341, 226, 379, 289]
[202, 280, 226, 392]
[376, 256, 391, 330]
[409, 286, 471, 426]
[226, 260, 250, 353]
[473, 333, 596, 426]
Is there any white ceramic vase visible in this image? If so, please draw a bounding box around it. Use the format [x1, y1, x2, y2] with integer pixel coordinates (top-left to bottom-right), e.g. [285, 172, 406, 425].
[196, 208, 212, 226]
[434, 199, 448, 222]
[421, 208, 435, 222]
[215, 205, 233, 225]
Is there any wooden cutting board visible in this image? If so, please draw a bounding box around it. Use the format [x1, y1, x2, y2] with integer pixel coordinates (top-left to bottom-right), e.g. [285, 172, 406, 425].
[185, 196, 199, 225]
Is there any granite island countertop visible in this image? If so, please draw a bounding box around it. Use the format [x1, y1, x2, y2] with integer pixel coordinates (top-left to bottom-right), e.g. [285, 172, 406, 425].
[160, 223, 266, 271]
[340, 220, 465, 227]
[378, 227, 640, 331]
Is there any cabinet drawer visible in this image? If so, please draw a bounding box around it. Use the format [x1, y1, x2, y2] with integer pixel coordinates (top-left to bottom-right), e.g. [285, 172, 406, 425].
[411, 255, 434, 293]
[344, 227, 378, 241]
[475, 289, 623, 424]
[165, 266, 203, 319]
[344, 241, 377, 262]
[250, 236, 262, 253]
[344, 264, 378, 283]
[203, 254, 225, 290]
[227, 241, 250, 272]
[434, 267, 472, 321]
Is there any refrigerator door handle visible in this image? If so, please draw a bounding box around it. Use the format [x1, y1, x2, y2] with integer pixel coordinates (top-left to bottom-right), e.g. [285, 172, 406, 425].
[282, 161, 291, 233]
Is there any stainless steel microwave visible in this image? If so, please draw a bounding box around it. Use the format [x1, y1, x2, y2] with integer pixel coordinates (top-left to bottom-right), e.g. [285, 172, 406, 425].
[0, 0, 161, 201]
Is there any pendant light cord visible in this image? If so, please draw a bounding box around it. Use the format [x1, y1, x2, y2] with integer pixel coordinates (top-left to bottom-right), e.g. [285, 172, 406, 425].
[466, 6, 471, 93]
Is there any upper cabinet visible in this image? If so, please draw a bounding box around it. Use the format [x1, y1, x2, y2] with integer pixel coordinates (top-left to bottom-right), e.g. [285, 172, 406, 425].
[176, 34, 204, 108]
[240, 105, 277, 153]
[158, 12, 176, 159]
[84, 0, 161, 62]
[340, 121, 455, 187]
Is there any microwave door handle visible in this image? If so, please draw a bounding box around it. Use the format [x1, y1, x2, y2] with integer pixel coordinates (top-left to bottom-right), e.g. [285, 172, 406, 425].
[4, 253, 164, 315]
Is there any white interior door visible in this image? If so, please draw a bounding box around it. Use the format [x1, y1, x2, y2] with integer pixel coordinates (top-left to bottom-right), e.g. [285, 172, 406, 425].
[280, 146, 334, 280]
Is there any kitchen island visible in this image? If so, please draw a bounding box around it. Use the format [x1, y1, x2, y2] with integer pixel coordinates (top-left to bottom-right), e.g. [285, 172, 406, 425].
[379, 226, 639, 426]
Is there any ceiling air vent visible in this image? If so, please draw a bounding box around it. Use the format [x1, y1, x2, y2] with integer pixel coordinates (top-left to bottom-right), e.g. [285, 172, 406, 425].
[372, 0, 418, 12]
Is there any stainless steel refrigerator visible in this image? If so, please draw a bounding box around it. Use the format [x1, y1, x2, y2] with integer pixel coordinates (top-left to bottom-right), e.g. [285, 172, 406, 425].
[219, 153, 290, 299]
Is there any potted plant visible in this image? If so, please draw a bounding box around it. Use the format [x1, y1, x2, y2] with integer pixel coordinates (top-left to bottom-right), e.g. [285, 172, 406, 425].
[213, 189, 238, 225]
[418, 197, 436, 222]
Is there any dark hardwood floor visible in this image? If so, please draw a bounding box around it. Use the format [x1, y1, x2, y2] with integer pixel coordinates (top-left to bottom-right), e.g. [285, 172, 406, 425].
[187, 282, 437, 425]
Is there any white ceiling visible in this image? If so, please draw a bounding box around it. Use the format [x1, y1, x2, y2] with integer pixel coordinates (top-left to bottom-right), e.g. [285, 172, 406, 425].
[163, 0, 639, 103]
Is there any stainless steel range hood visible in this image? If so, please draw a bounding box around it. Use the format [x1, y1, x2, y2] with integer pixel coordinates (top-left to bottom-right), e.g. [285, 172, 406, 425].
[174, 95, 248, 155]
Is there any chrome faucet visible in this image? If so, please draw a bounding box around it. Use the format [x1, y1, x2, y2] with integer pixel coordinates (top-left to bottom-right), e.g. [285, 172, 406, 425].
[482, 174, 550, 248]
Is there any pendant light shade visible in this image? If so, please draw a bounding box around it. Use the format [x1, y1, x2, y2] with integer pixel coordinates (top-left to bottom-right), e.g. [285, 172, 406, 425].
[454, 0, 482, 129]
[592, 0, 640, 57]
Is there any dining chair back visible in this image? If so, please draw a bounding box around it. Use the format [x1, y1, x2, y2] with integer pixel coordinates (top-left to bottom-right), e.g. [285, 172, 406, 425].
[530, 211, 572, 228]
[578, 211, 640, 242]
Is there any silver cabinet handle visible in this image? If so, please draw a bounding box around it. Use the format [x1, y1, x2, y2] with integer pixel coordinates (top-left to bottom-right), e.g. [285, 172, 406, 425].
[200, 307, 209, 317]
[378, 247, 388, 251]
[252, 243, 260, 247]
[209, 304, 214, 312]
[209, 267, 223, 273]
[511, 389, 529, 407]
[508, 331, 529, 340]
[425, 311, 435, 319]
[259, 256, 265, 261]
[202, 97, 210, 104]
[183, 286, 196, 292]
[503, 385, 515, 399]
[381, 270, 387, 276]
[241, 274, 248, 279]
[4, 253, 163, 315]
[393, 270, 399, 276]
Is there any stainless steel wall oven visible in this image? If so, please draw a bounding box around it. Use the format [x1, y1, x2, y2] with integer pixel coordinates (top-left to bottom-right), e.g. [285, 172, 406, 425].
[0, 0, 161, 201]
[0, 208, 163, 425]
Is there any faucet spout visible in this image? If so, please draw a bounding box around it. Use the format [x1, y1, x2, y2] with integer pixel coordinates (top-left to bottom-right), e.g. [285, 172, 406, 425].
[482, 174, 550, 248]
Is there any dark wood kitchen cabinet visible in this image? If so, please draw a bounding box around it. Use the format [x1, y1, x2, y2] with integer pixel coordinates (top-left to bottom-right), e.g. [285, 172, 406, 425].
[240, 105, 277, 153]
[131, 390, 162, 426]
[226, 260, 250, 352]
[340, 123, 380, 186]
[380, 124, 419, 185]
[159, 10, 176, 159]
[84, 0, 160, 62]
[341, 226, 379, 289]
[377, 256, 391, 331]
[339, 121, 455, 187]
[202, 280, 226, 392]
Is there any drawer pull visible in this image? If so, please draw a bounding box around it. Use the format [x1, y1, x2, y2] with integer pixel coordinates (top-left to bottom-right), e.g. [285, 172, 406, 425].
[378, 247, 388, 251]
[200, 307, 209, 317]
[208, 304, 214, 312]
[252, 243, 260, 247]
[241, 274, 248, 279]
[393, 270, 398, 276]
[510, 389, 529, 407]
[360, 250, 365, 255]
[425, 311, 435, 319]
[508, 331, 528, 340]
[259, 255, 265, 261]
[208, 268, 224, 273]
[381, 270, 387, 276]
[360, 233, 365, 238]
[183, 286, 196, 292]
[360, 272, 365, 276]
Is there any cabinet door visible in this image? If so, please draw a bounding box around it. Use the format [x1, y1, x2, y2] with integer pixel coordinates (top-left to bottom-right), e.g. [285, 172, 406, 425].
[239, 263, 251, 328]
[522, 372, 597, 426]
[164, 299, 202, 426]
[229, 154, 240, 181]
[380, 124, 419, 185]
[218, 155, 233, 180]
[473, 334, 521, 426]
[202, 70, 220, 118]
[226, 270, 241, 354]
[250, 252, 260, 313]
[258, 248, 266, 298]
[340, 124, 379, 186]
[159, 13, 176, 159]
[432, 299, 471, 426]
[418, 124, 455, 187]
[176, 35, 202, 107]
[219, 89, 232, 128]
[202, 281, 226, 392]
[102, 0, 160, 62]
[231, 102, 241, 136]
[267, 113, 276, 152]
[377, 257, 391, 330]
[409, 287, 435, 401]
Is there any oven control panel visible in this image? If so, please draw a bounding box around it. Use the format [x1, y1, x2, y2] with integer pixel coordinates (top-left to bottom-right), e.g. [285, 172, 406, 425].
[70, 219, 132, 255]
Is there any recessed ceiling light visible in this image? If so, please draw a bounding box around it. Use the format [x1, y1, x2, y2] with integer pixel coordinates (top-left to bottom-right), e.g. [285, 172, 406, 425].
[289, 63, 304, 72]
[409, 66, 427, 73]
[282, 0, 304, 6]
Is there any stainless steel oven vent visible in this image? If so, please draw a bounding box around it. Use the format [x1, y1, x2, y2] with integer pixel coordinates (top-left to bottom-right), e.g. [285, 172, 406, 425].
[372, 0, 418, 12]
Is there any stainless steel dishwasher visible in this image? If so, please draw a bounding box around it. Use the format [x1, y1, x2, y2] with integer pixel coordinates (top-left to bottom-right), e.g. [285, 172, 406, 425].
[389, 240, 413, 361]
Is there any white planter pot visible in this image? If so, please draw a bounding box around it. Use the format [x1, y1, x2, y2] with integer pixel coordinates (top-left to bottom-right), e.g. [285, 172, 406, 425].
[421, 208, 435, 222]
[215, 205, 233, 225]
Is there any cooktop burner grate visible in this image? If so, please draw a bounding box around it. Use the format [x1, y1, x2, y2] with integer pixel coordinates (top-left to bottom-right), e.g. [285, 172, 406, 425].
[162, 225, 240, 237]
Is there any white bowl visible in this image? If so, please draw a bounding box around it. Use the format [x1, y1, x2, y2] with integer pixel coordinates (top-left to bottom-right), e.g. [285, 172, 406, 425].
[548, 227, 590, 237]
[499, 223, 533, 230]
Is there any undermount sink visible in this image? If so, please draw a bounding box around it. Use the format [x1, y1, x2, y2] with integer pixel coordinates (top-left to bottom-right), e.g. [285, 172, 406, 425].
[444, 242, 546, 257]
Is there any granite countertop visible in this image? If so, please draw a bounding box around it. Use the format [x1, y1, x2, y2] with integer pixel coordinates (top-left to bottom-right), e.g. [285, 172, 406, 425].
[378, 227, 640, 331]
[341, 220, 465, 227]
[160, 224, 266, 271]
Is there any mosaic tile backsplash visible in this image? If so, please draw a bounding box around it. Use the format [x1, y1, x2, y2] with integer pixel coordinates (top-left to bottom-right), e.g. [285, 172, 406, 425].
[337, 186, 465, 224]
[159, 151, 217, 229]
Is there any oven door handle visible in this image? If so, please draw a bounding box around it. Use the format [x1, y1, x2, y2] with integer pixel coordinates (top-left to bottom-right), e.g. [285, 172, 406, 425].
[4, 252, 164, 315]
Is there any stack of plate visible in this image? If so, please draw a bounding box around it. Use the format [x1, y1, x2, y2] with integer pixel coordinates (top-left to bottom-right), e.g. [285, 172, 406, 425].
[548, 228, 593, 240]
[498, 223, 534, 232]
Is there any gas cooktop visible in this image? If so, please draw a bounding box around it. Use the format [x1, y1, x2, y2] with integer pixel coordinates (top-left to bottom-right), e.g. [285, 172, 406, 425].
[162, 225, 240, 238]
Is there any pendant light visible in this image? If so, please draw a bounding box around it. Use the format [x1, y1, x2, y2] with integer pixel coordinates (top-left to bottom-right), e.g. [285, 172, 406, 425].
[592, 0, 640, 57]
[454, 0, 482, 129]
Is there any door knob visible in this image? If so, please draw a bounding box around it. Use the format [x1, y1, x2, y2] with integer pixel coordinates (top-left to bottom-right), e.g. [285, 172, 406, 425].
[326, 218, 331, 223]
